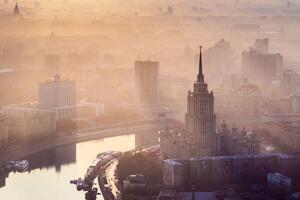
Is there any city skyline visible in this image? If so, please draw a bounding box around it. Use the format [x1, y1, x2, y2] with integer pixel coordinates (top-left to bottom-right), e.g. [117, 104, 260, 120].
[1, 1, 300, 200]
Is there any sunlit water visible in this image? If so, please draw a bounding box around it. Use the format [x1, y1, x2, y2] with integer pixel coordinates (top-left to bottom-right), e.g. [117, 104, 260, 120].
[0, 134, 135, 200]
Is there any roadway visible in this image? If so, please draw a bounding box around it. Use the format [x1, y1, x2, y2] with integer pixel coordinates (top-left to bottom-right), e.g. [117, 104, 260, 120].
[0, 120, 172, 166]
[101, 144, 160, 200]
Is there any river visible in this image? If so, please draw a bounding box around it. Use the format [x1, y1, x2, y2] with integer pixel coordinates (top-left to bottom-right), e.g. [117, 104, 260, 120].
[0, 134, 136, 200]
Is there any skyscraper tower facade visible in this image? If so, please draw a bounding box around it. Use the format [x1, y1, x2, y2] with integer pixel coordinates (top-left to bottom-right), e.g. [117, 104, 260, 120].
[184, 47, 218, 157]
[135, 60, 159, 105]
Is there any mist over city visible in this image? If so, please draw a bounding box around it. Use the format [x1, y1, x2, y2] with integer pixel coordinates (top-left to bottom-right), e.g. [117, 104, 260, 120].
[0, 0, 300, 200]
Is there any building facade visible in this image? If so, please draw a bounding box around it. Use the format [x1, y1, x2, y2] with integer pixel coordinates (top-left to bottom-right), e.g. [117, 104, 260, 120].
[254, 38, 269, 54]
[185, 47, 219, 157]
[39, 74, 76, 108]
[201, 39, 233, 83]
[39, 74, 77, 120]
[263, 121, 300, 153]
[214, 75, 263, 118]
[241, 40, 283, 84]
[163, 154, 300, 189]
[135, 60, 159, 105]
[0, 113, 8, 148]
[2, 105, 56, 142]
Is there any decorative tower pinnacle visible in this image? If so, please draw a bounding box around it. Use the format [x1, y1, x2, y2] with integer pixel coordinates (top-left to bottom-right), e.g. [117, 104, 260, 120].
[197, 46, 204, 82]
[13, 2, 20, 16]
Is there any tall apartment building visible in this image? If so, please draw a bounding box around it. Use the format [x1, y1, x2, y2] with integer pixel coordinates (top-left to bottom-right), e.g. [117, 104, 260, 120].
[201, 39, 233, 82]
[135, 60, 159, 105]
[242, 39, 283, 83]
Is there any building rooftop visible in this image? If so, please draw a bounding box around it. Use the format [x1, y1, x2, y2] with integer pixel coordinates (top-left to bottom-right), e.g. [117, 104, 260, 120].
[0, 68, 14, 75]
[125, 174, 146, 184]
[175, 192, 217, 200]
[157, 189, 177, 200]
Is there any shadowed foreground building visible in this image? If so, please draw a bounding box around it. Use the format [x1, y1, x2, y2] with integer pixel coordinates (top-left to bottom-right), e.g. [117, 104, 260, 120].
[163, 154, 300, 190]
[160, 47, 259, 160]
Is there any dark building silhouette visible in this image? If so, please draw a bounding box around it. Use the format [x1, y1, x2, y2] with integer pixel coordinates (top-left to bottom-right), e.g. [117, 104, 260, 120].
[13, 2, 20, 16]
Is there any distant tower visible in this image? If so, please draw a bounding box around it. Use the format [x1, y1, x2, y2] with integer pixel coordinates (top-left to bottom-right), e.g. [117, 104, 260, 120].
[13, 2, 20, 16]
[135, 60, 159, 106]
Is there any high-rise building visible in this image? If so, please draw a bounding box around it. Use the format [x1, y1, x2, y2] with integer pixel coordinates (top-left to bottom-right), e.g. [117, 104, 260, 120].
[242, 39, 283, 83]
[198, 39, 233, 83]
[185, 46, 219, 157]
[135, 60, 159, 105]
[160, 46, 259, 160]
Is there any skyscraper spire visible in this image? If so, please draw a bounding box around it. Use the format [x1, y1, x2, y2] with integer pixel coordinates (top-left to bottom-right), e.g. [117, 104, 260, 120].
[197, 46, 204, 82]
[13, 2, 20, 15]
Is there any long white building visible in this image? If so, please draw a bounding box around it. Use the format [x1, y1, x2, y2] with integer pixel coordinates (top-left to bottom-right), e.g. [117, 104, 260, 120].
[38, 74, 77, 120]
[39, 74, 76, 108]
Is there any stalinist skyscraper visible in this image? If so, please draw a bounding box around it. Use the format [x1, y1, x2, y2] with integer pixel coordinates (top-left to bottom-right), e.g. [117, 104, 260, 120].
[160, 46, 219, 159]
[160, 46, 259, 159]
[184, 46, 219, 157]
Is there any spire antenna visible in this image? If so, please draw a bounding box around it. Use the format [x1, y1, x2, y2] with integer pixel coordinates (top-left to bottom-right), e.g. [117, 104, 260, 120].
[197, 45, 204, 82]
[13, 2, 20, 15]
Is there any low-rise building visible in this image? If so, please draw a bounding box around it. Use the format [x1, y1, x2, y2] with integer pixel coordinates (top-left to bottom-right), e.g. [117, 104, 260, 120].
[2, 104, 56, 142]
[76, 103, 104, 120]
[263, 121, 300, 153]
[52, 103, 104, 120]
[163, 154, 300, 189]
